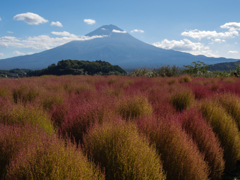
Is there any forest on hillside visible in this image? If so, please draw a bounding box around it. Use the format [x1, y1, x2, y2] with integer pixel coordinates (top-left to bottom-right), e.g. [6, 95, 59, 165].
[27, 59, 127, 76]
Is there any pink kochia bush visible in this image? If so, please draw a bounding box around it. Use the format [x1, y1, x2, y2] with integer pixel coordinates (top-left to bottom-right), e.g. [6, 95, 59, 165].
[57, 94, 114, 145]
[179, 109, 225, 180]
[138, 115, 210, 180]
[83, 119, 166, 180]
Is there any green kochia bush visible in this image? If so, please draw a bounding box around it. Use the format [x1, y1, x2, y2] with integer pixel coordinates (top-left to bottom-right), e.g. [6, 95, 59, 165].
[12, 84, 39, 104]
[0, 103, 55, 135]
[5, 128, 104, 180]
[218, 93, 240, 130]
[169, 88, 194, 112]
[84, 120, 166, 180]
[138, 116, 209, 180]
[117, 95, 153, 120]
[200, 100, 240, 171]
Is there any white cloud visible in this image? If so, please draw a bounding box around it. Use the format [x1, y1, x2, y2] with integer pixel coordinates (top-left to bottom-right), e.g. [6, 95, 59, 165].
[213, 39, 225, 43]
[13, 51, 26, 55]
[0, 53, 3, 57]
[131, 29, 144, 33]
[13, 12, 48, 25]
[235, 42, 238, 44]
[153, 38, 218, 57]
[228, 50, 239, 54]
[0, 36, 22, 48]
[0, 33, 108, 50]
[112, 29, 127, 33]
[7, 31, 13, 33]
[221, 22, 240, 30]
[51, 21, 63, 27]
[181, 29, 238, 40]
[101, 28, 106, 30]
[51, 31, 77, 38]
[84, 19, 96, 25]
[0, 17, 1, 21]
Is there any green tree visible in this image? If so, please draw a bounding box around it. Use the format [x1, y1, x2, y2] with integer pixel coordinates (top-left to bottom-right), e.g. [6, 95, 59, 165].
[182, 61, 210, 75]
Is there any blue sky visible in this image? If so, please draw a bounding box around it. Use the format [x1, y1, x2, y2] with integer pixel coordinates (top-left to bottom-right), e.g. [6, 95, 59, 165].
[0, 0, 240, 61]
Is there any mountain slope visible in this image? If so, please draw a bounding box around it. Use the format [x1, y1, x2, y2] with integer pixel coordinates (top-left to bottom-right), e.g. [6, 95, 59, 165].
[0, 24, 239, 70]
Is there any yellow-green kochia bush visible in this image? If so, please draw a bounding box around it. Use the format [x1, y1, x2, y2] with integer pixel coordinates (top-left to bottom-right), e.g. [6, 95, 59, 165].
[0, 103, 55, 135]
[200, 100, 240, 171]
[5, 131, 104, 180]
[218, 93, 240, 130]
[84, 120, 166, 180]
[117, 95, 153, 120]
[169, 89, 194, 112]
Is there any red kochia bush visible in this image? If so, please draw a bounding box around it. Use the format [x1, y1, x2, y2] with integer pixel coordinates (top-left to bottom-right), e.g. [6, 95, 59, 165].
[179, 109, 225, 180]
[58, 94, 113, 145]
[138, 115, 209, 180]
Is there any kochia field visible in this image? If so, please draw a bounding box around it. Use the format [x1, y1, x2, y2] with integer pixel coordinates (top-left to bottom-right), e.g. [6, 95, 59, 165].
[1, 75, 240, 180]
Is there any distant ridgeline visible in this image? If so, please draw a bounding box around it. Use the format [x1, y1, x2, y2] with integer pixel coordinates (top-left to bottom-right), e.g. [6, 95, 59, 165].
[27, 60, 127, 76]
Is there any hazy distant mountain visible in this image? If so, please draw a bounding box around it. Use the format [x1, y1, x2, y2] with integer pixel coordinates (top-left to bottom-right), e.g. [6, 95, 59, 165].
[0, 24, 239, 70]
[208, 60, 240, 71]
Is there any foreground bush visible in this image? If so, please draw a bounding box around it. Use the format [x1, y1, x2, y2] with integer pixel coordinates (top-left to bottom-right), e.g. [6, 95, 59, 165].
[138, 116, 209, 180]
[179, 109, 225, 180]
[5, 129, 104, 180]
[200, 100, 240, 171]
[0, 124, 48, 179]
[84, 120, 166, 180]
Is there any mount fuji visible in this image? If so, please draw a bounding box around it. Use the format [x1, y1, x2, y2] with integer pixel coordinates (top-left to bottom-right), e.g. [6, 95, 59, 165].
[0, 24, 239, 70]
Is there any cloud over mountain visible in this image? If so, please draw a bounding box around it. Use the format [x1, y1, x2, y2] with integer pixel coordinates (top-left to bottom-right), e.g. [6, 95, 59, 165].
[13, 12, 48, 25]
[0, 33, 108, 50]
[112, 29, 127, 33]
[153, 38, 217, 57]
[131, 29, 144, 33]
